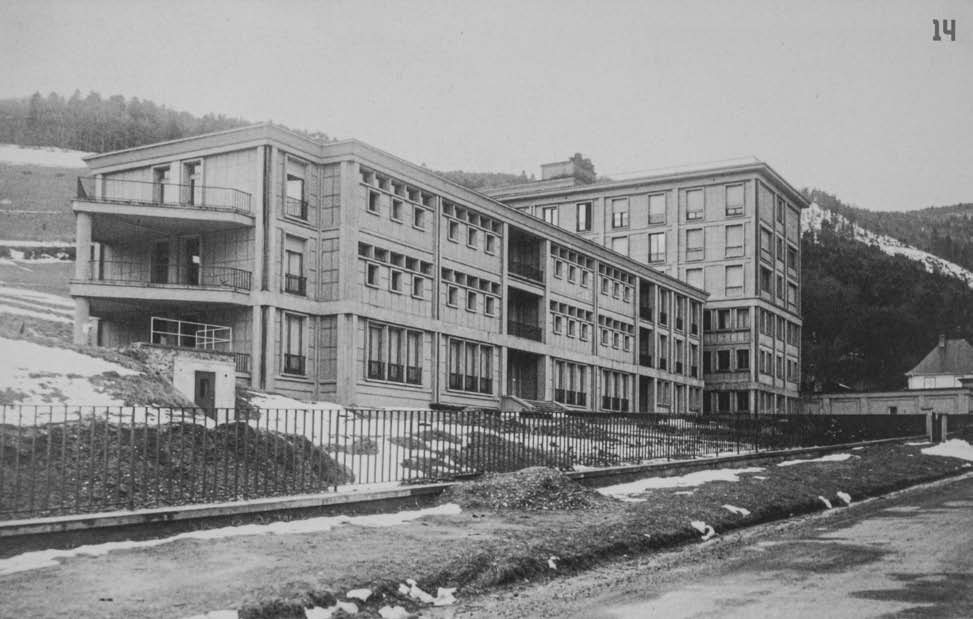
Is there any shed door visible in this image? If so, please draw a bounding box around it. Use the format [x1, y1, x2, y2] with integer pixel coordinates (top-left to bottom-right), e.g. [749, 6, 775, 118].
[194, 371, 216, 410]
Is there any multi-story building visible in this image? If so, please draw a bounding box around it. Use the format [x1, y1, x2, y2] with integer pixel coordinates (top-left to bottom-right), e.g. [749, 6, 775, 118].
[70, 124, 705, 412]
[485, 156, 808, 415]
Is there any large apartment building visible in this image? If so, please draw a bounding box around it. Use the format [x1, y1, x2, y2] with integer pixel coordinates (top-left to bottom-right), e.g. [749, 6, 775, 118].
[70, 124, 706, 412]
[485, 157, 808, 415]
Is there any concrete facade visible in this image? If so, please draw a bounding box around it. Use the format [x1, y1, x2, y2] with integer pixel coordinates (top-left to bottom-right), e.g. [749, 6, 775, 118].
[71, 124, 707, 412]
[485, 158, 808, 415]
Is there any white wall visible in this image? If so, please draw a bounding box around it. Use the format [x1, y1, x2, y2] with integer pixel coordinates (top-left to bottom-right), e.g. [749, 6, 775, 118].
[172, 356, 236, 409]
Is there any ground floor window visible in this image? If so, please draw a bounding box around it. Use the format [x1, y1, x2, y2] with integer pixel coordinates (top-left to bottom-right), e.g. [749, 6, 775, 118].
[282, 313, 306, 376]
[553, 360, 588, 407]
[447, 338, 493, 394]
[366, 322, 423, 385]
[601, 369, 631, 411]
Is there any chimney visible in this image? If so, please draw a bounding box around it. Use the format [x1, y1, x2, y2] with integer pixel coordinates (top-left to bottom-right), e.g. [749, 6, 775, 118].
[540, 154, 596, 185]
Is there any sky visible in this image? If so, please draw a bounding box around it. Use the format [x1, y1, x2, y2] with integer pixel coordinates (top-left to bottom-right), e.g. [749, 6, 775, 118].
[1, 0, 971, 212]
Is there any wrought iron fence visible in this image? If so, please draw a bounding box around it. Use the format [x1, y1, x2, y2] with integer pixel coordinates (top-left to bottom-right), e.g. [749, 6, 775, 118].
[0, 405, 930, 520]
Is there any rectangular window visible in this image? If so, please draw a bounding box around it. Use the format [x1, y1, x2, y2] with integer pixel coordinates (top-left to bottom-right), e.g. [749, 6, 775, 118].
[725, 265, 743, 296]
[611, 198, 629, 228]
[283, 313, 306, 376]
[367, 190, 380, 214]
[648, 232, 666, 263]
[554, 260, 564, 278]
[448, 338, 493, 394]
[390, 270, 403, 293]
[717, 350, 731, 371]
[553, 315, 563, 334]
[568, 319, 577, 338]
[285, 174, 307, 220]
[581, 270, 590, 287]
[391, 198, 403, 222]
[725, 224, 744, 258]
[367, 322, 422, 384]
[576, 202, 592, 231]
[466, 290, 477, 311]
[648, 193, 666, 224]
[601, 278, 610, 295]
[686, 188, 704, 220]
[366, 263, 379, 287]
[717, 309, 731, 330]
[285, 247, 306, 296]
[413, 206, 426, 229]
[686, 228, 703, 261]
[485, 234, 497, 254]
[726, 184, 744, 216]
[760, 267, 773, 294]
[760, 227, 773, 259]
[737, 308, 750, 329]
[776, 237, 784, 263]
[787, 245, 798, 272]
[485, 296, 497, 316]
[412, 275, 425, 299]
[580, 323, 590, 341]
[776, 197, 785, 223]
[568, 265, 577, 283]
[406, 331, 422, 384]
[542, 206, 558, 226]
[776, 274, 784, 299]
[611, 236, 629, 256]
[447, 285, 459, 307]
[467, 227, 478, 248]
[737, 349, 750, 370]
[788, 283, 798, 308]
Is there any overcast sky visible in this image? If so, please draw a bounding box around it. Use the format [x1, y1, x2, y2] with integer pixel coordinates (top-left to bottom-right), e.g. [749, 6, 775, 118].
[2, 0, 971, 211]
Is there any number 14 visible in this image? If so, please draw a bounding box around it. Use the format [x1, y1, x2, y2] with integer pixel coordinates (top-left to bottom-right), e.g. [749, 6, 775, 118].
[933, 19, 956, 41]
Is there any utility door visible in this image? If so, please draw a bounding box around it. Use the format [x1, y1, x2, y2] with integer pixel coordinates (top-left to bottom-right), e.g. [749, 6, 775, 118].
[194, 370, 216, 410]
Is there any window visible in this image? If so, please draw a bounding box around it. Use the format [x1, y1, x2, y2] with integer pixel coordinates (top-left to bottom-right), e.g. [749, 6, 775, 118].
[568, 265, 577, 283]
[703, 351, 711, 373]
[285, 173, 307, 220]
[648, 193, 666, 224]
[611, 198, 629, 228]
[777, 355, 784, 378]
[648, 232, 666, 262]
[390, 270, 403, 293]
[554, 360, 589, 406]
[466, 290, 477, 311]
[737, 308, 750, 329]
[367, 322, 423, 384]
[366, 263, 379, 287]
[760, 227, 773, 259]
[601, 278, 610, 295]
[736, 391, 749, 412]
[413, 206, 426, 229]
[601, 328, 610, 346]
[726, 184, 744, 216]
[447, 285, 458, 307]
[686, 268, 703, 289]
[787, 283, 798, 308]
[612, 332, 620, 349]
[717, 350, 731, 371]
[776, 197, 785, 223]
[580, 323, 590, 341]
[391, 199, 403, 221]
[367, 191, 380, 214]
[717, 309, 732, 330]
[725, 265, 743, 296]
[581, 270, 590, 287]
[554, 260, 564, 278]
[737, 349, 750, 370]
[725, 225, 744, 258]
[448, 338, 493, 394]
[283, 313, 306, 376]
[412, 276, 425, 298]
[611, 236, 629, 256]
[623, 335, 631, 352]
[686, 189, 704, 220]
[568, 320, 577, 338]
[285, 245, 306, 296]
[760, 267, 772, 294]
[686, 229, 703, 261]
[485, 234, 497, 254]
[776, 275, 784, 299]
[553, 315, 563, 334]
[776, 237, 784, 263]
[542, 206, 558, 226]
[787, 245, 798, 272]
[485, 296, 497, 316]
[447, 220, 459, 241]
[576, 202, 592, 231]
[467, 227, 478, 248]
[153, 166, 171, 203]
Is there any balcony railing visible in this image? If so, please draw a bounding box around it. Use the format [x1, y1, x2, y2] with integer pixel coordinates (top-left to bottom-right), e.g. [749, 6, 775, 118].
[367, 361, 385, 380]
[465, 375, 478, 392]
[284, 274, 307, 296]
[283, 354, 306, 376]
[85, 261, 252, 291]
[508, 260, 544, 283]
[284, 196, 309, 220]
[639, 306, 654, 322]
[233, 352, 251, 374]
[387, 363, 404, 383]
[77, 177, 251, 214]
[507, 320, 543, 342]
[406, 366, 422, 385]
[448, 373, 464, 390]
[150, 317, 232, 351]
[555, 389, 586, 406]
[479, 377, 492, 394]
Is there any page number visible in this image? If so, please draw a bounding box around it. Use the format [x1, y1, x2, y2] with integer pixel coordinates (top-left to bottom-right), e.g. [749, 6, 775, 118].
[933, 19, 956, 41]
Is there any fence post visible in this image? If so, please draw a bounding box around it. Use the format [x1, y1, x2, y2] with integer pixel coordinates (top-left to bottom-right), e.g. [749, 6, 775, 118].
[925, 410, 934, 442]
[941, 414, 949, 443]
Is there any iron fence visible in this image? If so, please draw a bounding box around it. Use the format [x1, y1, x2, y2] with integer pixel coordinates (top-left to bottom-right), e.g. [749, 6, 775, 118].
[0, 405, 931, 520]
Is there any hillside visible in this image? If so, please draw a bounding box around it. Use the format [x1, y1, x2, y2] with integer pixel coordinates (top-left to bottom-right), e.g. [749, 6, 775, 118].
[800, 202, 973, 393]
[0, 145, 86, 242]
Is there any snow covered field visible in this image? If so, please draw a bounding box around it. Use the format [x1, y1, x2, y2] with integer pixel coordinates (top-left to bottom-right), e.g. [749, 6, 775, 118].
[0, 144, 91, 168]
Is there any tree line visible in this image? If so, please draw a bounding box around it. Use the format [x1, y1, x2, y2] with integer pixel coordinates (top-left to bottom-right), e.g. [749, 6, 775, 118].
[0, 91, 331, 153]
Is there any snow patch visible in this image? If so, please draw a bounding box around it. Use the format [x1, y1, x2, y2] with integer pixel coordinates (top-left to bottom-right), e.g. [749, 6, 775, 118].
[0, 144, 92, 167]
[776, 453, 854, 467]
[0, 503, 462, 576]
[723, 504, 751, 517]
[306, 601, 358, 617]
[690, 520, 716, 540]
[346, 588, 371, 602]
[0, 304, 73, 323]
[836, 491, 852, 505]
[921, 439, 973, 462]
[597, 467, 763, 500]
[180, 611, 239, 619]
[818, 496, 833, 509]
[378, 606, 409, 619]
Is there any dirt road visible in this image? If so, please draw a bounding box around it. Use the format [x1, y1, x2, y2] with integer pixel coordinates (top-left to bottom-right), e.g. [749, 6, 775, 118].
[440, 474, 973, 619]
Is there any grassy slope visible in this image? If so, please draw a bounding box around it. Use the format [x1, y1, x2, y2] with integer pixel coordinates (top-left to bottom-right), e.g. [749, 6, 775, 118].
[0, 164, 78, 242]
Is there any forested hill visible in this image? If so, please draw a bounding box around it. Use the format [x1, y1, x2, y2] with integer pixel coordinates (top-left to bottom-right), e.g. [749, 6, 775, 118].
[800, 213, 973, 393]
[0, 91, 332, 153]
[808, 188, 973, 272]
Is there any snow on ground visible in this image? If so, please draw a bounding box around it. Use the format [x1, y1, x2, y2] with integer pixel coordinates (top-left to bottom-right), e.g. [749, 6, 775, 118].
[921, 439, 973, 462]
[0, 144, 91, 167]
[776, 453, 855, 467]
[802, 202, 973, 288]
[0, 503, 462, 576]
[0, 304, 72, 324]
[597, 467, 764, 501]
[0, 285, 74, 310]
[0, 284, 74, 324]
[723, 504, 751, 517]
[0, 336, 140, 410]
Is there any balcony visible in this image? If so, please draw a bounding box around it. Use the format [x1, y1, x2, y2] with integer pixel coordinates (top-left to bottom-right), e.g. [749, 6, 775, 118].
[233, 352, 251, 374]
[283, 354, 306, 376]
[284, 273, 307, 296]
[80, 261, 252, 295]
[77, 177, 252, 215]
[508, 260, 544, 283]
[639, 306, 654, 322]
[150, 316, 232, 351]
[284, 196, 309, 221]
[508, 320, 543, 342]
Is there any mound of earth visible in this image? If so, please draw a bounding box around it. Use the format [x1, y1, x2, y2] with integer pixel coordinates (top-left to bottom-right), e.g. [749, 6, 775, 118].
[444, 466, 616, 511]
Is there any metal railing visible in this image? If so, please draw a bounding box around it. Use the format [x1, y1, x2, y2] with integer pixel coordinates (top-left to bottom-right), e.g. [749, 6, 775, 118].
[283, 354, 306, 376]
[77, 177, 252, 214]
[0, 405, 932, 520]
[508, 320, 543, 342]
[84, 260, 252, 291]
[284, 196, 309, 220]
[233, 352, 251, 374]
[150, 317, 232, 351]
[283, 273, 307, 296]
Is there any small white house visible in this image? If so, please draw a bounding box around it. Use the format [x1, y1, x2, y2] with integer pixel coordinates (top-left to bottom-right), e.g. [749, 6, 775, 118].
[906, 336, 973, 390]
